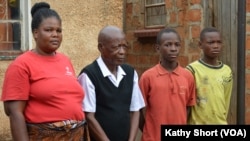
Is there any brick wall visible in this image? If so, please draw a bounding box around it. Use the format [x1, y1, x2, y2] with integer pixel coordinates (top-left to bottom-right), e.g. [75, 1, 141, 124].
[125, 0, 250, 123]
[125, 0, 202, 76]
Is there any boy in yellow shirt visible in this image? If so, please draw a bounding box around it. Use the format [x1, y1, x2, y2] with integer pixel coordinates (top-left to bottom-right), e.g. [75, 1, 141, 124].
[187, 27, 233, 124]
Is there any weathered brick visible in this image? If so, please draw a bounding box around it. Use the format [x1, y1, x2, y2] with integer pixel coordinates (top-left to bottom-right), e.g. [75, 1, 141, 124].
[247, 0, 250, 12]
[191, 25, 200, 38]
[170, 12, 177, 24]
[149, 55, 159, 65]
[137, 55, 151, 65]
[246, 36, 250, 50]
[178, 56, 189, 67]
[246, 73, 250, 89]
[126, 54, 137, 64]
[178, 11, 185, 26]
[165, 0, 173, 9]
[190, 0, 201, 5]
[186, 9, 201, 22]
[191, 53, 201, 62]
[246, 54, 250, 69]
[245, 94, 250, 123]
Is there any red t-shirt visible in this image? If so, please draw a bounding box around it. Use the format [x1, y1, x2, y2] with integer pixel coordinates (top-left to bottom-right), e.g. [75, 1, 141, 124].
[2, 51, 85, 123]
[139, 63, 196, 141]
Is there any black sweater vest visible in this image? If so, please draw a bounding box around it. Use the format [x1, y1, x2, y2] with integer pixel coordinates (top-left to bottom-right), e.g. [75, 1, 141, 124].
[79, 61, 134, 141]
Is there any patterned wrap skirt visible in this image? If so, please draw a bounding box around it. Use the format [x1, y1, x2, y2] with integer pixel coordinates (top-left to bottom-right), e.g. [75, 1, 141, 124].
[27, 120, 90, 141]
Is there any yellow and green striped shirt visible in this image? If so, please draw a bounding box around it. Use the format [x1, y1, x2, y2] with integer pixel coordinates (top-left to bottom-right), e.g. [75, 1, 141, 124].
[186, 59, 233, 124]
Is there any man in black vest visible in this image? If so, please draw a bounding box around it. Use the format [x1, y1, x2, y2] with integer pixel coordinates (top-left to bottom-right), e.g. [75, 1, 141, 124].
[78, 25, 145, 141]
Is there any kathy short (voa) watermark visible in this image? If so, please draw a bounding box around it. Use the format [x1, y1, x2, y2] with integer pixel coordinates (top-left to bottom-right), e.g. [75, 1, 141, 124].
[161, 125, 249, 140]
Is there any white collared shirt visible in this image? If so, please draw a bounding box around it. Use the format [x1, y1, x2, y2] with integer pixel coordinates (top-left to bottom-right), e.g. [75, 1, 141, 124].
[78, 56, 145, 112]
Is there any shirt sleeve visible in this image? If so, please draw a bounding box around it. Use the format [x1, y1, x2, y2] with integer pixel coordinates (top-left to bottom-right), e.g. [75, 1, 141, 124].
[224, 70, 233, 117]
[186, 71, 196, 106]
[1, 63, 30, 101]
[130, 71, 145, 111]
[78, 73, 96, 112]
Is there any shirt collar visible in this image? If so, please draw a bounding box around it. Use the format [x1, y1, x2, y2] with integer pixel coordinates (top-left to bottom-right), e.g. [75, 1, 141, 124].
[96, 56, 126, 77]
[156, 62, 181, 76]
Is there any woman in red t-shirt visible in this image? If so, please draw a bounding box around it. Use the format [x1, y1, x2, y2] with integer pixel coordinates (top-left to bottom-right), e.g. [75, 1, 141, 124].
[1, 2, 89, 141]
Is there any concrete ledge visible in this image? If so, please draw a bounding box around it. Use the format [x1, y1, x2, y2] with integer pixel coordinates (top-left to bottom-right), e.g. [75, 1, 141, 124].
[134, 29, 162, 37]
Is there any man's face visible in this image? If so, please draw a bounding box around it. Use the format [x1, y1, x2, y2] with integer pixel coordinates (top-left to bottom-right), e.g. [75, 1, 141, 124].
[99, 32, 129, 67]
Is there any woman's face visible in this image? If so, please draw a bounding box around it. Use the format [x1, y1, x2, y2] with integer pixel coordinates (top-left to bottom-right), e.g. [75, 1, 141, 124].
[33, 16, 62, 55]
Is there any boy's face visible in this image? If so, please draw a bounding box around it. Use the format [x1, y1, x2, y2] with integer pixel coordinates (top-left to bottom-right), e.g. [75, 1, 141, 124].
[200, 31, 222, 59]
[157, 32, 181, 63]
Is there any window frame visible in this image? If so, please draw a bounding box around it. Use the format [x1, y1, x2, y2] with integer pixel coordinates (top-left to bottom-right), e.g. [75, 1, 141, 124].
[144, 0, 166, 29]
[0, 0, 32, 60]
